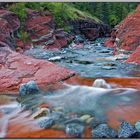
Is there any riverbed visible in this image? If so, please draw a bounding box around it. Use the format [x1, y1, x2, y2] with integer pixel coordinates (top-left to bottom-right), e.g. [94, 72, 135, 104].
[1, 38, 140, 138]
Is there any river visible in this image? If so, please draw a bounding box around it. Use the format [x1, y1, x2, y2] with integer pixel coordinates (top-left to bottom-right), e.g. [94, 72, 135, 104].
[1, 38, 140, 138]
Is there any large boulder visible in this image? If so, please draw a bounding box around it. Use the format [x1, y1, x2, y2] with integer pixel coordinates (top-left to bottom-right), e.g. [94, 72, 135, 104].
[0, 47, 75, 93]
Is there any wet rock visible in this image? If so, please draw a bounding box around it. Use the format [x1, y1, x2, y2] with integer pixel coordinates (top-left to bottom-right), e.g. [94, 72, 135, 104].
[126, 46, 140, 64]
[31, 108, 50, 119]
[19, 80, 40, 96]
[74, 59, 93, 65]
[102, 66, 116, 70]
[48, 56, 63, 61]
[65, 122, 84, 137]
[135, 121, 140, 132]
[91, 123, 117, 138]
[53, 107, 63, 112]
[91, 118, 107, 129]
[80, 114, 91, 122]
[118, 121, 137, 138]
[104, 39, 115, 48]
[86, 117, 94, 124]
[92, 79, 111, 89]
[38, 117, 55, 129]
[50, 111, 65, 123]
[51, 124, 65, 130]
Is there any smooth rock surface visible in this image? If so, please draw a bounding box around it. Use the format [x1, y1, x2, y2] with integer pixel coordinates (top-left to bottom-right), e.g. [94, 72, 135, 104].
[0, 47, 75, 93]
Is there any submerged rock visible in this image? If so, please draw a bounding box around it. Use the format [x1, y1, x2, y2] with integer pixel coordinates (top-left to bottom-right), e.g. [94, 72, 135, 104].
[91, 123, 117, 138]
[31, 108, 50, 119]
[65, 122, 84, 137]
[19, 80, 40, 96]
[38, 117, 55, 129]
[118, 121, 137, 138]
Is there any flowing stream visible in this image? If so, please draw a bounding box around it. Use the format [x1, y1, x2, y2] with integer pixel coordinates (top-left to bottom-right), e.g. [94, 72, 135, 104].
[1, 38, 140, 138]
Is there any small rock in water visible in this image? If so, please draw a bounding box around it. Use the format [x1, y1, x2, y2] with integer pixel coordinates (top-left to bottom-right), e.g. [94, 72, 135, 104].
[102, 66, 116, 70]
[118, 121, 137, 138]
[31, 108, 50, 119]
[86, 117, 94, 124]
[65, 122, 84, 137]
[135, 121, 140, 132]
[92, 79, 111, 89]
[80, 114, 91, 122]
[53, 107, 63, 112]
[50, 111, 65, 122]
[19, 80, 40, 96]
[91, 123, 117, 138]
[38, 117, 54, 129]
[48, 56, 62, 61]
[52, 124, 65, 130]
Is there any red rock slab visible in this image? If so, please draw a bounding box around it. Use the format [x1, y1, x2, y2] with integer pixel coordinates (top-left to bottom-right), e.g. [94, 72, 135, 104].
[126, 45, 140, 64]
[104, 39, 115, 48]
[43, 38, 68, 50]
[26, 16, 52, 30]
[0, 47, 75, 93]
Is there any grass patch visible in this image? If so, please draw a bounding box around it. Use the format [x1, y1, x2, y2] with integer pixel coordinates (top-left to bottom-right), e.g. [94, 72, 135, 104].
[9, 2, 101, 29]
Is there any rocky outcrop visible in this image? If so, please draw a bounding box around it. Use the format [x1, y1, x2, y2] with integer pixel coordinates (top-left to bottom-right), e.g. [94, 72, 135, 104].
[0, 10, 20, 49]
[104, 5, 140, 64]
[70, 20, 110, 41]
[0, 47, 75, 93]
[17, 9, 73, 51]
[126, 46, 140, 64]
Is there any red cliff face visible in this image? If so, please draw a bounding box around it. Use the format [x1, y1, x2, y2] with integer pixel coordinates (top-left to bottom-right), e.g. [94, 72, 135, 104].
[105, 5, 140, 64]
[23, 9, 72, 51]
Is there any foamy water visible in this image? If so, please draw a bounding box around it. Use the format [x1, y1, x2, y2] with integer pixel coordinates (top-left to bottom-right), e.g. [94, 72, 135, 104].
[0, 102, 22, 138]
[1, 79, 140, 138]
[42, 80, 140, 119]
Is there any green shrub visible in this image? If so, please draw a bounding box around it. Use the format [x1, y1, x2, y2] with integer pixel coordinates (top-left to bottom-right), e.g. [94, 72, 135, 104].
[17, 31, 30, 43]
[9, 3, 27, 27]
